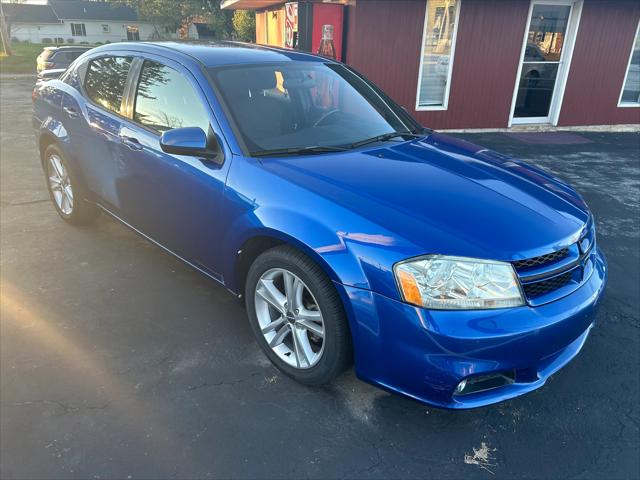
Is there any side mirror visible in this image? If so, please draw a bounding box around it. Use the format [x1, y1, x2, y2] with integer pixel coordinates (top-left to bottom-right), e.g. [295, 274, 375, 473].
[160, 127, 220, 161]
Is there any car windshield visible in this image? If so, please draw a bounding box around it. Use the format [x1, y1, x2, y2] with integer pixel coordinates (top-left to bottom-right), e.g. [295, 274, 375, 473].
[208, 62, 419, 156]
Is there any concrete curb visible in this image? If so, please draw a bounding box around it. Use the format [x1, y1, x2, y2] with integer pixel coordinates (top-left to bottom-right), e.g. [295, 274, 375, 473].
[441, 124, 640, 133]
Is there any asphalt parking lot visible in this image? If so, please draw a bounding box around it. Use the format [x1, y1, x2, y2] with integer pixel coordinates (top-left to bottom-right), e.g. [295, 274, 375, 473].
[1, 75, 639, 479]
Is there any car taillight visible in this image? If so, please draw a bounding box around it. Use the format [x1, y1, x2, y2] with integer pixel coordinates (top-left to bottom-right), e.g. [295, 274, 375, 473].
[32, 87, 40, 103]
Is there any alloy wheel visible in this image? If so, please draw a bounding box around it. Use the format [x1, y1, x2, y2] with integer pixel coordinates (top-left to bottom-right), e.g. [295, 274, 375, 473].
[47, 154, 74, 215]
[254, 268, 325, 369]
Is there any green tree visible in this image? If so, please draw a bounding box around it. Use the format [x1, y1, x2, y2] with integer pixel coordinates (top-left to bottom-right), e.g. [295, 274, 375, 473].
[116, 0, 234, 39]
[232, 10, 255, 42]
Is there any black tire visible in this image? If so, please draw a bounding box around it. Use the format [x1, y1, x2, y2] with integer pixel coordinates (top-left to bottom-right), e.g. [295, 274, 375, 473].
[43, 144, 99, 225]
[245, 245, 352, 385]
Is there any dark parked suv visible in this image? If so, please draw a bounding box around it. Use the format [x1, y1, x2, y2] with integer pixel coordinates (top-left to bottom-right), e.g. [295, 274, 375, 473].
[36, 46, 92, 72]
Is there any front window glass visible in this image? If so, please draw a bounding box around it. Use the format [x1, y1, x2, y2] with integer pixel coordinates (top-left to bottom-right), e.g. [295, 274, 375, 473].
[416, 0, 459, 108]
[133, 60, 209, 133]
[84, 56, 133, 113]
[209, 62, 411, 154]
[620, 22, 640, 105]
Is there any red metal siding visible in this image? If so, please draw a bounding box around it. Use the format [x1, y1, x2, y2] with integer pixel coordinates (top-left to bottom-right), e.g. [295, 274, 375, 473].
[344, 2, 357, 64]
[346, 0, 426, 114]
[558, 0, 640, 126]
[347, 0, 530, 129]
[345, 0, 639, 129]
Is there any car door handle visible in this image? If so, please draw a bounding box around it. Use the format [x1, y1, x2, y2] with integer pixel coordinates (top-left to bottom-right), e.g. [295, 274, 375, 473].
[120, 135, 143, 151]
[63, 106, 79, 118]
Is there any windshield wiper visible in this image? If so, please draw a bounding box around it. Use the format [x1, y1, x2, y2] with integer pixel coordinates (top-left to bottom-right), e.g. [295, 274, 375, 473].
[348, 131, 424, 149]
[250, 131, 427, 157]
[251, 145, 349, 158]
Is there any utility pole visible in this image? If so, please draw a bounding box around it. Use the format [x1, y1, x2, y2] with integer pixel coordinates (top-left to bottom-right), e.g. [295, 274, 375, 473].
[0, 2, 13, 56]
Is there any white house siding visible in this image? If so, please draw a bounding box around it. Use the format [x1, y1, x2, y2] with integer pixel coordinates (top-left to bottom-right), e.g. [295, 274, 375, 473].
[11, 20, 159, 43]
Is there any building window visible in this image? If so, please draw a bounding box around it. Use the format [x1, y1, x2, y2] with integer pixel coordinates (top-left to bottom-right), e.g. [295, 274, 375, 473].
[416, 0, 460, 110]
[619, 20, 640, 107]
[70, 23, 86, 37]
[102, 24, 110, 34]
[126, 25, 140, 41]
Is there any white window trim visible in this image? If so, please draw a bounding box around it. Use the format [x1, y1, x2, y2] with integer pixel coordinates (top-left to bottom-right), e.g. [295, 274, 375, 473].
[617, 18, 640, 108]
[508, 0, 583, 126]
[414, 0, 461, 111]
[548, 0, 583, 125]
[71, 23, 86, 37]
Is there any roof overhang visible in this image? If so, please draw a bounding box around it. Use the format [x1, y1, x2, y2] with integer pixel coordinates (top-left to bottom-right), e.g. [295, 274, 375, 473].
[220, 0, 284, 10]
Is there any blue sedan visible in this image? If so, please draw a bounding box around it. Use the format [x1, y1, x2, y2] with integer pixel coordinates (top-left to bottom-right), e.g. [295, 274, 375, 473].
[32, 42, 607, 409]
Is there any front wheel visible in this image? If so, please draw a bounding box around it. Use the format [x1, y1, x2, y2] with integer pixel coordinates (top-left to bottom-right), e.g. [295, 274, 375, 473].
[245, 246, 352, 385]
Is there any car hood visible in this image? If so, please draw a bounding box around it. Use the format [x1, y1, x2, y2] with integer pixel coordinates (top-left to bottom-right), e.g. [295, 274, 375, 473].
[261, 133, 591, 261]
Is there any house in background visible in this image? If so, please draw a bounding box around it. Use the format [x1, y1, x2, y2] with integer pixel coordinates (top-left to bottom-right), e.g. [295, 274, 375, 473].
[3, 0, 169, 44]
[176, 15, 217, 41]
[222, 0, 640, 130]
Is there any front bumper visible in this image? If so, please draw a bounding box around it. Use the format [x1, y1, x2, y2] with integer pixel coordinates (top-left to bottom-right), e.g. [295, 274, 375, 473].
[340, 247, 607, 409]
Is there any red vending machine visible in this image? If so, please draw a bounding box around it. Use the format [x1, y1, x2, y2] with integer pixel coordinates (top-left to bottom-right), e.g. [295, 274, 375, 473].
[284, 2, 298, 49]
[310, 3, 344, 61]
[284, 2, 344, 62]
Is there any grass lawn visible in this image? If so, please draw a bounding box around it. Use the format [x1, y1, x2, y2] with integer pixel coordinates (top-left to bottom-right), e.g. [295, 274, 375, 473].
[0, 43, 46, 74]
[1, 42, 99, 74]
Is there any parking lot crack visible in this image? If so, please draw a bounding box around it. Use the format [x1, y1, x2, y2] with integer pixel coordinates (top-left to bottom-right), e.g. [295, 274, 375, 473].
[186, 371, 262, 391]
[10, 399, 111, 415]
[0, 198, 50, 207]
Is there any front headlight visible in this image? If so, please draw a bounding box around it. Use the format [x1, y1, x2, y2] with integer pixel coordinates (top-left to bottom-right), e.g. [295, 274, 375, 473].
[394, 255, 524, 310]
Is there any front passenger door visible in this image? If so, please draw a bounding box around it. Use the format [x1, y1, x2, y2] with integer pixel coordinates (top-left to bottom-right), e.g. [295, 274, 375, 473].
[116, 58, 231, 279]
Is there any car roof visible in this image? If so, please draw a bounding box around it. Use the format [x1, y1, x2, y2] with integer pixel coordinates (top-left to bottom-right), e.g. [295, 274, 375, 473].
[45, 45, 93, 51]
[89, 41, 335, 68]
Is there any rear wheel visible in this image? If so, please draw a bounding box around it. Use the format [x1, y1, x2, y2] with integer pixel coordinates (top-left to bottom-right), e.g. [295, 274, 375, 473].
[44, 144, 99, 225]
[245, 246, 352, 385]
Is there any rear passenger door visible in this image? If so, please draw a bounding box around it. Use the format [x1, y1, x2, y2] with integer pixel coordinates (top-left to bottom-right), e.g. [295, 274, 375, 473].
[116, 56, 231, 279]
[70, 55, 134, 208]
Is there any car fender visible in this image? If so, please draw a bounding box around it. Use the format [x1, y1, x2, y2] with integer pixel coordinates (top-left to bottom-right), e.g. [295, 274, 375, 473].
[36, 116, 70, 164]
[221, 158, 419, 302]
[34, 80, 83, 163]
[223, 208, 369, 292]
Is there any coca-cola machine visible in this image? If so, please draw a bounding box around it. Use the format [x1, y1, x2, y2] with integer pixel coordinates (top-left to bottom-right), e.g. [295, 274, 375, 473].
[284, 2, 344, 61]
[284, 2, 299, 49]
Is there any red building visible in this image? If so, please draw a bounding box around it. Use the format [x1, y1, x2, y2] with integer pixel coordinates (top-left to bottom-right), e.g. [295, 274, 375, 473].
[222, 0, 640, 130]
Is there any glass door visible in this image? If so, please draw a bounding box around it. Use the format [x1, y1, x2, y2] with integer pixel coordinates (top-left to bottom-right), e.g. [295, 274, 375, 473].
[511, 2, 578, 124]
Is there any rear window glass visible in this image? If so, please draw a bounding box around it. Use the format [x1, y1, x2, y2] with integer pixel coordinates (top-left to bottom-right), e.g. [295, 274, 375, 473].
[63, 51, 82, 61]
[39, 49, 55, 60]
[84, 56, 133, 113]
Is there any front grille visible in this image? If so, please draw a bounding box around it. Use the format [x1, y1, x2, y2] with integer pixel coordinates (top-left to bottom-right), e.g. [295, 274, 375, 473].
[522, 271, 573, 298]
[513, 247, 569, 270]
[514, 222, 594, 303]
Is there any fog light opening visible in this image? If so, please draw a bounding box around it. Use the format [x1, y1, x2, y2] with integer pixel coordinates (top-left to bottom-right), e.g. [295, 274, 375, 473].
[454, 371, 516, 396]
